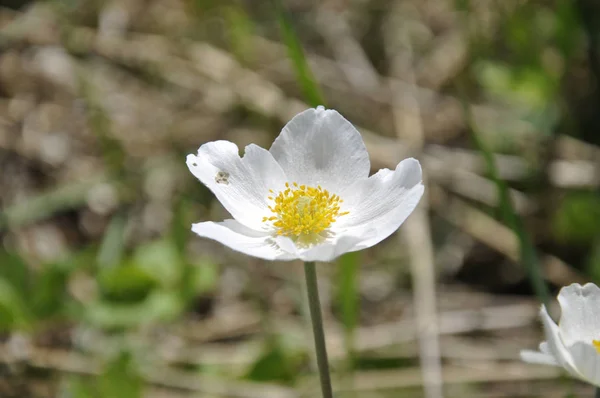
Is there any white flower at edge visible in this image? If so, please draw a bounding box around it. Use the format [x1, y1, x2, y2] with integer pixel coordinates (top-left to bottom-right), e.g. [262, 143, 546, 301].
[521, 283, 600, 386]
[186, 106, 424, 262]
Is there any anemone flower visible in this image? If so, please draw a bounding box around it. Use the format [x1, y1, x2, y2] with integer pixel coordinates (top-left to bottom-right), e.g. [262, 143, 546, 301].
[521, 283, 600, 387]
[186, 106, 424, 262]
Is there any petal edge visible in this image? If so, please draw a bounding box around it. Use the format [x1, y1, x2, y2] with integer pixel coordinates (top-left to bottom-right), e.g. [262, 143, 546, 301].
[187, 141, 287, 229]
[192, 220, 296, 261]
[269, 108, 370, 192]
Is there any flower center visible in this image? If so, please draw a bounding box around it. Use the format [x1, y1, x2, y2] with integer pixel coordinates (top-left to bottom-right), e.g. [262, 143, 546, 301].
[593, 340, 600, 353]
[262, 182, 349, 245]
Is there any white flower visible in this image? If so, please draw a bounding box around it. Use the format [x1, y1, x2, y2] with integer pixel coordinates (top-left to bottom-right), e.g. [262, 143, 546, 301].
[521, 283, 600, 386]
[186, 106, 424, 262]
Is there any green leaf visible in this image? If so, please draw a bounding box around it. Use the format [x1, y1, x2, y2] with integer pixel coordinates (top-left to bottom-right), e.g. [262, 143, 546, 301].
[553, 192, 600, 246]
[98, 265, 157, 303]
[0, 278, 33, 331]
[66, 377, 96, 398]
[31, 263, 69, 318]
[171, 197, 190, 256]
[133, 239, 183, 288]
[246, 341, 296, 384]
[86, 291, 182, 328]
[0, 250, 29, 296]
[188, 258, 219, 296]
[98, 352, 143, 398]
[65, 354, 143, 398]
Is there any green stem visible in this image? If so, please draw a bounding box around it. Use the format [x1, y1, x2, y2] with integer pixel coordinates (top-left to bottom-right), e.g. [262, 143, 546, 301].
[304, 261, 333, 398]
[595, 387, 600, 398]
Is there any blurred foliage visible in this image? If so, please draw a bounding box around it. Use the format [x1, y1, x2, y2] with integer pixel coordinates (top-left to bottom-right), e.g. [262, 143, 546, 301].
[67, 353, 142, 398]
[246, 338, 303, 384]
[274, 0, 325, 108]
[0, 249, 70, 331]
[553, 192, 600, 246]
[0, 0, 600, 396]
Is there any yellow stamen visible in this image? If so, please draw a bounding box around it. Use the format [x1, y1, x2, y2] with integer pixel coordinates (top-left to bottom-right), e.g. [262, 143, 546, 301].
[593, 340, 600, 353]
[264, 183, 349, 245]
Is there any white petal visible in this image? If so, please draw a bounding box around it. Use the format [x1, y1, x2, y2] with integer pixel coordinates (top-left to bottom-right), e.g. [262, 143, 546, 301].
[539, 305, 581, 378]
[540, 341, 552, 355]
[557, 283, 600, 346]
[269, 107, 370, 193]
[567, 342, 600, 387]
[333, 158, 424, 249]
[520, 349, 559, 366]
[187, 141, 287, 229]
[275, 230, 375, 262]
[192, 220, 296, 261]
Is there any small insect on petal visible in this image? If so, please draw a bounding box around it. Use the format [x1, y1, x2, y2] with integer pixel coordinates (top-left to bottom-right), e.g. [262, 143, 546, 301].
[215, 171, 230, 185]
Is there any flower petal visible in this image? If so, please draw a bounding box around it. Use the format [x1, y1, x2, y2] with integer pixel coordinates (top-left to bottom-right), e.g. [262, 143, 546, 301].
[333, 158, 424, 249]
[540, 342, 552, 355]
[557, 283, 600, 346]
[269, 107, 370, 193]
[187, 141, 287, 229]
[274, 229, 376, 262]
[567, 342, 600, 387]
[520, 349, 559, 366]
[192, 220, 296, 261]
[539, 305, 581, 378]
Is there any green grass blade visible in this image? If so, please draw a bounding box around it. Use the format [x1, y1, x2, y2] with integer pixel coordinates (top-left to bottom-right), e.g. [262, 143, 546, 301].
[454, 0, 550, 306]
[224, 5, 256, 64]
[338, 251, 359, 363]
[274, 0, 325, 107]
[458, 90, 550, 306]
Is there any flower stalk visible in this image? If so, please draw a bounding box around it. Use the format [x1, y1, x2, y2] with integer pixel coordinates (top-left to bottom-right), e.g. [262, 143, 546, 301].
[304, 261, 333, 398]
[596, 387, 600, 398]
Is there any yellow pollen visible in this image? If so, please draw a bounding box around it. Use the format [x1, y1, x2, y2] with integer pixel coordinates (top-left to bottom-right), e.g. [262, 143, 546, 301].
[594, 340, 600, 353]
[262, 183, 349, 241]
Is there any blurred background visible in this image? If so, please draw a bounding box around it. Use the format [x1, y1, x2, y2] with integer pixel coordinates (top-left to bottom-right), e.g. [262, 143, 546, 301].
[0, 0, 599, 397]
